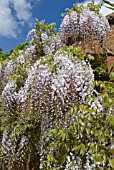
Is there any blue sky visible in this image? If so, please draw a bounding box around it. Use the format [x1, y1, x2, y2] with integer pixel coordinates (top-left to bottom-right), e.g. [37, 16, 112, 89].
[0, 0, 113, 53]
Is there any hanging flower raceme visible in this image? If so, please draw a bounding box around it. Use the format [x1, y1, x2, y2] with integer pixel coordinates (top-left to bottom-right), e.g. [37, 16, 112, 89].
[59, 8, 110, 44]
[79, 9, 110, 41]
[98, 16, 110, 40]
[59, 14, 72, 39]
[2, 80, 18, 110]
[17, 51, 94, 163]
[1, 2, 113, 169]
[41, 33, 63, 55]
[19, 50, 94, 117]
[79, 9, 99, 40]
[2, 130, 29, 168]
[25, 45, 37, 60]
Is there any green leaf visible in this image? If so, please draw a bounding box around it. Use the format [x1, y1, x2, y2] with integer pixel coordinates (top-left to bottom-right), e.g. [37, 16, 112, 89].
[100, 83, 105, 88]
[47, 154, 56, 163]
[74, 106, 78, 114]
[109, 116, 114, 128]
[80, 144, 86, 156]
[70, 107, 74, 115]
[72, 144, 81, 152]
[95, 80, 101, 87]
[61, 131, 66, 141]
[94, 154, 103, 163]
[95, 112, 102, 117]
[109, 159, 114, 168]
[103, 154, 106, 163]
[86, 128, 91, 135]
[109, 72, 114, 80]
[90, 142, 96, 153]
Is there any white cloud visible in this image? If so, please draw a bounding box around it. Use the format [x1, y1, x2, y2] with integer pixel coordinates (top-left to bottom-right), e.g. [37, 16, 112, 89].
[0, 0, 41, 38]
[13, 0, 32, 22]
[78, 0, 113, 16]
[0, 0, 17, 38]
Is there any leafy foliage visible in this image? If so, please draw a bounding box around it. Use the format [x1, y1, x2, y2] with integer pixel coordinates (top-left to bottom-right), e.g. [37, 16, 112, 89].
[0, 48, 10, 62]
[62, 0, 102, 16]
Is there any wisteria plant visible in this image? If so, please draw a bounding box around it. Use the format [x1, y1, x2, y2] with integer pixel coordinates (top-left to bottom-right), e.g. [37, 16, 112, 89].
[0, 1, 114, 170]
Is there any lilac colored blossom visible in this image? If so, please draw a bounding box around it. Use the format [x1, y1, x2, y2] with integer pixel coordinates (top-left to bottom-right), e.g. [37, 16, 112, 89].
[65, 152, 82, 170]
[41, 33, 63, 55]
[4, 60, 15, 79]
[4, 50, 94, 163]
[4, 55, 26, 80]
[98, 16, 111, 39]
[2, 130, 28, 166]
[16, 55, 25, 65]
[26, 29, 36, 42]
[1, 4, 112, 169]
[59, 14, 72, 39]
[2, 80, 18, 109]
[59, 8, 110, 43]
[79, 9, 110, 40]
[20, 51, 94, 117]
[25, 45, 36, 59]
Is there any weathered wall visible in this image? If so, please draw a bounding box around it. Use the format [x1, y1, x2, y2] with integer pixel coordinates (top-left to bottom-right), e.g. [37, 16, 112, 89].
[106, 12, 114, 66]
[78, 12, 114, 67]
[107, 26, 114, 53]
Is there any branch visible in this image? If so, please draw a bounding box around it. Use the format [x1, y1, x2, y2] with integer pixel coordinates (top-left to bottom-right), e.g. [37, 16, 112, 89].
[105, 6, 114, 10]
[103, 0, 114, 7]
[102, 46, 114, 56]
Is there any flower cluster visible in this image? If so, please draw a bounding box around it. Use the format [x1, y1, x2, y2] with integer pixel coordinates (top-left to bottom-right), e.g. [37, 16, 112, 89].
[79, 9, 110, 40]
[20, 50, 94, 116]
[25, 45, 36, 60]
[1, 4, 112, 169]
[41, 33, 62, 55]
[1, 48, 95, 165]
[2, 80, 18, 110]
[2, 130, 28, 168]
[0, 64, 3, 93]
[65, 152, 83, 170]
[19, 52, 94, 163]
[26, 29, 36, 44]
[59, 8, 110, 43]
[65, 150, 111, 170]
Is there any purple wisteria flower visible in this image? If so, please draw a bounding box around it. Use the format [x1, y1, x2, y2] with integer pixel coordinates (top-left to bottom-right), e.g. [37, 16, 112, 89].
[41, 33, 63, 55]
[59, 8, 110, 44]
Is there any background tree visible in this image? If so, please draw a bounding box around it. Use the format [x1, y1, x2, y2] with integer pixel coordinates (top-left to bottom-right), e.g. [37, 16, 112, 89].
[0, 48, 10, 61]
